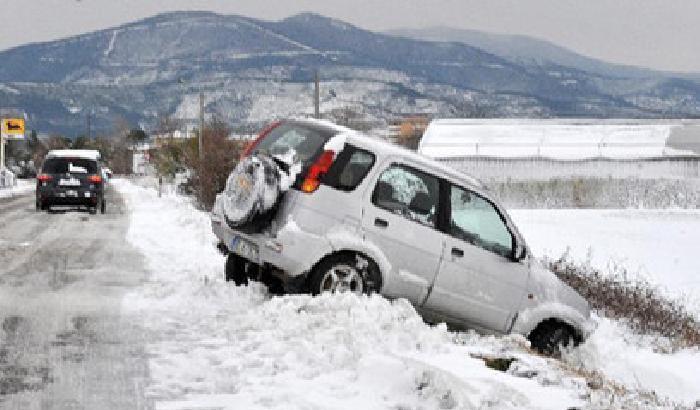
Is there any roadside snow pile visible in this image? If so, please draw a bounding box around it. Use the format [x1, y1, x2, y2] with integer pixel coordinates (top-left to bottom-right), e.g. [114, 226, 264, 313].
[0, 177, 34, 198]
[113, 179, 700, 409]
[565, 318, 700, 405]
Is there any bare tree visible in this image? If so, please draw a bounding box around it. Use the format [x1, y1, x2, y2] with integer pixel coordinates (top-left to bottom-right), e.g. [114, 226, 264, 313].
[186, 118, 245, 209]
[107, 116, 135, 174]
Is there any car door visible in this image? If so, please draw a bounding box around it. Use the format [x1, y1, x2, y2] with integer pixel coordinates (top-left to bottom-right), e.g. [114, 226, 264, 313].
[423, 183, 529, 333]
[362, 161, 445, 304]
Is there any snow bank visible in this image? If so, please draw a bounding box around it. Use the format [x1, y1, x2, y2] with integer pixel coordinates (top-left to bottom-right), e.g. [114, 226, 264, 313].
[113, 179, 700, 408]
[0, 177, 34, 198]
[565, 317, 700, 404]
[113, 178, 590, 409]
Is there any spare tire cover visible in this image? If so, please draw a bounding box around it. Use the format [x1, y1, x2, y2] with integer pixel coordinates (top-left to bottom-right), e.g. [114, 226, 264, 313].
[220, 154, 283, 228]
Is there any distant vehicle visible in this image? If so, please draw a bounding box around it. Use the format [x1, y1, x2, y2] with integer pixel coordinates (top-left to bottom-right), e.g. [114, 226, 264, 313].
[36, 149, 106, 214]
[211, 118, 592, 354]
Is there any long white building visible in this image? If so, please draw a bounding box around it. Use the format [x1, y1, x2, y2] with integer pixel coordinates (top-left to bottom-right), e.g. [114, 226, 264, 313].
[419, 119, 700, 160]
[418, 119, 700, 180]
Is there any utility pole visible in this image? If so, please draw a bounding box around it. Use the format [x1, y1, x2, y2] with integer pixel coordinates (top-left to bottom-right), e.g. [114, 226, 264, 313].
[199, 92, 204, 161]
[0, 133, 5, 170]
[314, 70, 320, 119]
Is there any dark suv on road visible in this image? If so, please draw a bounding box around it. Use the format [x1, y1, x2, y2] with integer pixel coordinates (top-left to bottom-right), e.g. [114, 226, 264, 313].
[36, 150, 106, 214]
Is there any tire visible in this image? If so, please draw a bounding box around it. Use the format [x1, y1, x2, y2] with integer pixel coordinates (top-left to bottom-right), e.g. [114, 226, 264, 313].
[89, 207, 97, 215]
[260, 271, 285, 295]
[225, 253, 248, 286]
[218, 154, 285, 233]
[35, 200, 41, 211]
[528, 320, 578, 356]
[308, 253, 381, 296]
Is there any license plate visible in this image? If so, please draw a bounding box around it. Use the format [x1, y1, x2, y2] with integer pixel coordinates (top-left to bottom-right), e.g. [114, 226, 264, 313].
[59, 178, 81, 187]
[231, 236, 259, 260]
[66, 190, 78, 197]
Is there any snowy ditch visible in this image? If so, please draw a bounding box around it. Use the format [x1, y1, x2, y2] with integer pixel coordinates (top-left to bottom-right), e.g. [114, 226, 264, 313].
[113, 179, 700, 409]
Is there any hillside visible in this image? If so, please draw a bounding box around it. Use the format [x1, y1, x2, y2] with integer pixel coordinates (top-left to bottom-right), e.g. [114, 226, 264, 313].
[1, 11, 699, 135]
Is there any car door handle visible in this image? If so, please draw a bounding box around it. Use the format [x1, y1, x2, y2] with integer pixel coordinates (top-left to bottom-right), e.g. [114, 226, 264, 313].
[451, 247, 464, 258]
[374, 218, 388, 228]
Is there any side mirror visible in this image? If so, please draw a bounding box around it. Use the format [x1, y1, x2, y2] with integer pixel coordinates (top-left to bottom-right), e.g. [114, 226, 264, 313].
[512, 240, 527, 262]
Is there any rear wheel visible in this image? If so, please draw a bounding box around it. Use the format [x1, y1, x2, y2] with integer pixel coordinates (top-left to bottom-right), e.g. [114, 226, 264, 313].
[89, 206, 97, 215]
[225, 253, 248, 286]
[528, 320, 579, 356]
[308, 253, 381, 296]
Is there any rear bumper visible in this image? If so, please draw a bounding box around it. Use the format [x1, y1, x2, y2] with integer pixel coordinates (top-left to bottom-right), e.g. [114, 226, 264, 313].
[37, 186, 102, 206]
[211, 213, 333, 278]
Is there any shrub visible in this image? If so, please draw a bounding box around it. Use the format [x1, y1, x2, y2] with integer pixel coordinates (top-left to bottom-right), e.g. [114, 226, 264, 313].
[546, 255, 700, 348]
[185, 119, 246, 210]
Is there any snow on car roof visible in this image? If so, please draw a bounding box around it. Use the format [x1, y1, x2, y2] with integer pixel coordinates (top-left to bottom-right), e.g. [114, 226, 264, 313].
[46, 149, 101, 161]
[289, 116, 356, 135]
[345, 130, 485, 189]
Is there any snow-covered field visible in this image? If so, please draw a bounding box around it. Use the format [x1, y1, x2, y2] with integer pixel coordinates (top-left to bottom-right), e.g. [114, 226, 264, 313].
[113, 179, 700, 409]
[0, 178, 34, 199]
[511, 209, 700, 316]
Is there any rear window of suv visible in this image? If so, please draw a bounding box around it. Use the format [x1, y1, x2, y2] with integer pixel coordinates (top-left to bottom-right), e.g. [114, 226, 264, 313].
[254, 123, 332, 166]
[42, 158, 98, 174]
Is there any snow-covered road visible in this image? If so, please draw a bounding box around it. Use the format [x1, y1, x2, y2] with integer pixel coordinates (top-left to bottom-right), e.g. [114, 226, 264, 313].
[0, 185, 152, 409]
[112, 179, 700, 409]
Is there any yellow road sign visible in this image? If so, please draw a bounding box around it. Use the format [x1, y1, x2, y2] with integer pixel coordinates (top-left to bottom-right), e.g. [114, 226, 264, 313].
[1, 118, 25, 136]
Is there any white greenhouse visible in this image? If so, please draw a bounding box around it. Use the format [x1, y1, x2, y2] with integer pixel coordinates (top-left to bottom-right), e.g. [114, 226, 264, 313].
[419, 119, 700, 160]
[417, 119, 700, 180]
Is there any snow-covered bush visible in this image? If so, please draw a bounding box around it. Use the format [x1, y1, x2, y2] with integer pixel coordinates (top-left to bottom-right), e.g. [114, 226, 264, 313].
[546, 254, 700, 349]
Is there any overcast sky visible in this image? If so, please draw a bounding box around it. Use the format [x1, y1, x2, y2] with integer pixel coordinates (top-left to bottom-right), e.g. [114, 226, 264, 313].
[2, 0, 699, 73]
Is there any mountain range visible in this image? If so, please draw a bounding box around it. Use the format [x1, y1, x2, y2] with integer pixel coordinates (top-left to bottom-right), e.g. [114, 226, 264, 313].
[0, 11, 699, 135]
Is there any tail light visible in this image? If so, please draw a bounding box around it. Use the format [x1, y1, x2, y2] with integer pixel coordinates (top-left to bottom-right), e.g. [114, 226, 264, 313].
[242, 121, 281, 159]
[88, 175, 103, 184]
[301, 150, 336, 193]
[37, 174, 53, 182]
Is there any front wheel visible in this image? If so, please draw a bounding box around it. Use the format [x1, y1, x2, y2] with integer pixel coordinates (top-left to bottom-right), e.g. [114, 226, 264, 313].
[528, 320, 579, 356]
[308, 254, 380, 295]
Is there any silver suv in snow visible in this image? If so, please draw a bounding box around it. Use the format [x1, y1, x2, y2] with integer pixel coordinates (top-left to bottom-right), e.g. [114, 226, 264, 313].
[211, 118, 592, 353]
